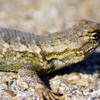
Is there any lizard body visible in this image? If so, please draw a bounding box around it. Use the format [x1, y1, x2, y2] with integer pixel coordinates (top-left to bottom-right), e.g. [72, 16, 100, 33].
[0, 19, 100, 100]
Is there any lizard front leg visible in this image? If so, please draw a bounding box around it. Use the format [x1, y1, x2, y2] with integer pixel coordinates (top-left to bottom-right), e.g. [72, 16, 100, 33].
[18, 64, 65, 100]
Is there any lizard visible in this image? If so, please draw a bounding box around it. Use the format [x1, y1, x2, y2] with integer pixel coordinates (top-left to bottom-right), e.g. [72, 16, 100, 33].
[0, 19, 100, 100]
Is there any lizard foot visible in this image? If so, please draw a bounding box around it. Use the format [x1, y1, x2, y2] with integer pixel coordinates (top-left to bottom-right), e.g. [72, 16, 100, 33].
[36, 87, 65, 100]
[18, 64, 65, 100]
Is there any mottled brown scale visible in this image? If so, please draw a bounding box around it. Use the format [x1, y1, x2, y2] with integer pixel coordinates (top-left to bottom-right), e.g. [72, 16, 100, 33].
[0, 19, 100, 100]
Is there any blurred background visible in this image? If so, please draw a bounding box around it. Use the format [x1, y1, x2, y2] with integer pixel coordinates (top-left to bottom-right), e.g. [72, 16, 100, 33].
[0, 0, 100, 34]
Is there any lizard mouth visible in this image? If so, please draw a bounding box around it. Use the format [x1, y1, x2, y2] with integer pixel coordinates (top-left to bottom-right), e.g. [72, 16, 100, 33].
[81, 43, 98, 58]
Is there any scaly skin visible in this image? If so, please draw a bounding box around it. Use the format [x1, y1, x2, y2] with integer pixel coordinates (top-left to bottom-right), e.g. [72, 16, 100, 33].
[0, 19, 100, 100]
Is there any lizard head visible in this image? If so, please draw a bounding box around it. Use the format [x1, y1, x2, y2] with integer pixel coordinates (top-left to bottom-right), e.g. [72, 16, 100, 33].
[37, 19, 100, 72]
[74, 19, 100, 57]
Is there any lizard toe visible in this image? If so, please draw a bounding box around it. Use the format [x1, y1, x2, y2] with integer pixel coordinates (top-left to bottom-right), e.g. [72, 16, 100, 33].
[36, 88, 65, 100]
